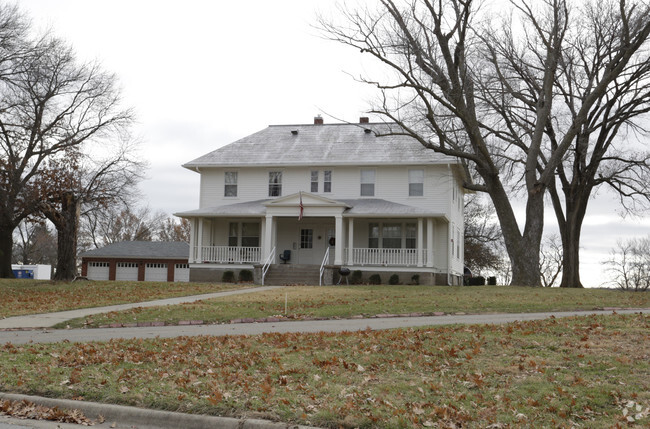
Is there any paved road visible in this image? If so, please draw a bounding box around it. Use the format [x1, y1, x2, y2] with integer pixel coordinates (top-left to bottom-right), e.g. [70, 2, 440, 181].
[0, 286, 284, 329]
[1, 308, 647, 345]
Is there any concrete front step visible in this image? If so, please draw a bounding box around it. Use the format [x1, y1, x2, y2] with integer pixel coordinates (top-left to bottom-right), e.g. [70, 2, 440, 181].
[264, 264, 322, 285]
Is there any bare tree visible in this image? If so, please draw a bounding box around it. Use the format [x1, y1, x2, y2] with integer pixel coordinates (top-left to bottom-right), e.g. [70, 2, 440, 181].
[0, 5, 133, 278]
[539, 234, 563, 287]
[35, 142, 145, 280]
[158, 217, 191, 242]
[319, 0, 650, 286]
[82, 205, 166, 248]
[540, 0, 650, 288]
[11, 220, 56, 265]
[604, 237, 650, 291]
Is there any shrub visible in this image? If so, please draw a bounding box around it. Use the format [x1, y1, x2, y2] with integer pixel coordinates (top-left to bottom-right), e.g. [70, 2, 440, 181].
[388, 274, 399, 285]
[487, 276, 497, 285]
[467, 276, 485, 286]
[368, 274, 381, 285]
[222, 270, 235, 283]
[411, 274, 420, 285]
[238, 269, 253, 283]
[350, 270, 363, 285]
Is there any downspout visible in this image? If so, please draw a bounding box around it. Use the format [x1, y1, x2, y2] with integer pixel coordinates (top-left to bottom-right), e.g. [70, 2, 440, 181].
[448, 165, 453, 286]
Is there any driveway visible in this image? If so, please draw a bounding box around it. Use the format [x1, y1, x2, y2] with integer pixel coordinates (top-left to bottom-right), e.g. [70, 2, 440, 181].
[1, 308, 647, 345]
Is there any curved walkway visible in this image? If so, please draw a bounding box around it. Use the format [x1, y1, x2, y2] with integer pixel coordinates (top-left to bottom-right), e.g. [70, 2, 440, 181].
[1, 308, 648, 345]
[0, 286, 284, 330]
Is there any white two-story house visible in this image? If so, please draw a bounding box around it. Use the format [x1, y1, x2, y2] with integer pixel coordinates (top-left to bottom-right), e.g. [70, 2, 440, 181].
[175, 117, 466, 285]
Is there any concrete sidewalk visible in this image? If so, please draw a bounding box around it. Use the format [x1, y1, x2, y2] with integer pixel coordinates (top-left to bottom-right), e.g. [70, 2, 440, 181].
[1, 308, 647, 345]
[0, 392, 317, 429]
[0, 286, 284, 330]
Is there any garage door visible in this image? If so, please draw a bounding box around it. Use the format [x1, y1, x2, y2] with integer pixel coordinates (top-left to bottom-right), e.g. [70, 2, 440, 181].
[87, 262, 109, 281]
[116, 262, 139, 281]
[145, 263, 168, 282]
[174, 264, 190, 282]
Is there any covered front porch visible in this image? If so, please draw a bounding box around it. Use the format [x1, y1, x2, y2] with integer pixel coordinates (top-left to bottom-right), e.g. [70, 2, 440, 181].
[177, 192, 450, 283]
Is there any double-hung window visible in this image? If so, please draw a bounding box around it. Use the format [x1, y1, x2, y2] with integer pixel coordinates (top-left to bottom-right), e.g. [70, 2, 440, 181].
[224, 172, 237, 197]
[408, 169, 424, 196]
[311, 171, 319, 192]
[323, 170, 332, 193]
[382, 223, 402, 248]
[268, 171, 282, 197]
[360, 169, 375, 196]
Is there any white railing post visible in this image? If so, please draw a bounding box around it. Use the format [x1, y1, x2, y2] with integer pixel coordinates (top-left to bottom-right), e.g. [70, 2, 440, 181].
[261, 246, 276, 286]
[319, 247, 330, 286]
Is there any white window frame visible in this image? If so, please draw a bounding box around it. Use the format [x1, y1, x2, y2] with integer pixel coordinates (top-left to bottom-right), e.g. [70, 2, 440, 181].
[323, 170, 332, 193]
[311, 170, 319, 193]
[408, 169, 424, 196]
[224, 171, 238, 197]
[360, 169, 375, 197]
[268, 171, 282, 197]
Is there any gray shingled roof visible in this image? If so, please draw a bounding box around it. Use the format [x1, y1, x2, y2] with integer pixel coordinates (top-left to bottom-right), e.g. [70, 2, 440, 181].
[175, 200, 269, 217]
[339, 199, 446, 218]
[183, 122, 456, 168]
[175, 198, 446, 219]
[81, 241, 189, 259]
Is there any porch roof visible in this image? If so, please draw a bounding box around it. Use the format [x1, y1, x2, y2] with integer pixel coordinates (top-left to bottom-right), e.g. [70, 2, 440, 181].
[175, 199, 269, 217]
[176, 197, 447, 220]
[340, 199, 448, 219]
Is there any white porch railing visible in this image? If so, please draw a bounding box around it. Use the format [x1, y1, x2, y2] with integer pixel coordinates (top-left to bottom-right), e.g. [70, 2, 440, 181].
[319, 247, 330, 286]
[261, 247, 276, 286]
[347, 248, 426, 266]
[194, 246, 261, 264]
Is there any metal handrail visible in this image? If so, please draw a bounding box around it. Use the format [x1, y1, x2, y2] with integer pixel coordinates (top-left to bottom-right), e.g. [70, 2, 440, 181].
[319, 247, 330, 286]
[261, 246, 276, 286]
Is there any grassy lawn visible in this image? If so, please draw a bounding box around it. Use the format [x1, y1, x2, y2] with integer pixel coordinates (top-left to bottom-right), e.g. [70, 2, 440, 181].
[1, 313, 648, 428]
[61, 285, 650, 329]
[0, 279, 254, 318]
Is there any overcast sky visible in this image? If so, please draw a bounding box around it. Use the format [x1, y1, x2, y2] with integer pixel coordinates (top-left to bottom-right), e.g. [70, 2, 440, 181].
[19, 0, 650, 287]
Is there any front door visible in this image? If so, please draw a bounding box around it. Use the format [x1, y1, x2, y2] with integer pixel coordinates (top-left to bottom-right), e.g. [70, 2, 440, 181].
[296, 222, 333, 264]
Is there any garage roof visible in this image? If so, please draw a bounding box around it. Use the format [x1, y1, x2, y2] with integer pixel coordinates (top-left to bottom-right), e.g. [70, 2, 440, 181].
[81, 241, 189, 260]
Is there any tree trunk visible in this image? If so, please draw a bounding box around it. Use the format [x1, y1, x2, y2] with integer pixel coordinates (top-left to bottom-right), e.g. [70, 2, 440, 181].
[558, 189, 588, 288]
[0, 223, 15, 278]
[485, 173, 543, 286]
[49, 193, 81, 281]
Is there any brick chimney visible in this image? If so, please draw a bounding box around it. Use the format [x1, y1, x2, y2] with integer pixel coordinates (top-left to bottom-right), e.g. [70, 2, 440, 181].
[314, 115, 324, 125]
[359, 117, 369, 124]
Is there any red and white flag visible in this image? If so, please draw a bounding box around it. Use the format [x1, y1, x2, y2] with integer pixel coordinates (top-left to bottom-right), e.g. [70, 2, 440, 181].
[298, 191, 304, 220]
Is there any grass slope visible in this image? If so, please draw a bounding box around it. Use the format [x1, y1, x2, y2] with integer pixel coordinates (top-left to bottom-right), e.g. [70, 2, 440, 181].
[62, 285, 650, 329]
[0, 279, 251, 318]
[1, 313, 648, 428]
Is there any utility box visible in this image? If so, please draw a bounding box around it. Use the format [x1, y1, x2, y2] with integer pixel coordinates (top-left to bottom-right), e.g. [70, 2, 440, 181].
[10, 264, 52, 280]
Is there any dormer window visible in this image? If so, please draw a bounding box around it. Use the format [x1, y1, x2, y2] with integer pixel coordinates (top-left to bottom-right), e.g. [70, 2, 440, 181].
[224, 172, 237, 197]
[269, 171, 282, 197]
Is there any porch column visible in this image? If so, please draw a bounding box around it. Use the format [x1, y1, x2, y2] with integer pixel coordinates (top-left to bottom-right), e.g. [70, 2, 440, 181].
[427, 218, 434, 268]
[334, 214, 343, 265]
[188, 218, 196, 263]
[347, 218, 354, 265]
[417, 217, 424, 267]
[263, 214, 274, 261]
[197, 219, 204, 262]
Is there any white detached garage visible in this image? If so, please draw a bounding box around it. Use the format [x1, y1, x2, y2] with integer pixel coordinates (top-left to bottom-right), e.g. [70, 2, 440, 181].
[81, 241, 190, 282]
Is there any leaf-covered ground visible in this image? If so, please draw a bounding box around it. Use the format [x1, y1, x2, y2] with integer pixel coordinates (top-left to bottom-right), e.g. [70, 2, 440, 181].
[1, 313, 648, 428]
[0, 279, 251, 318]
[62, 285, 650, 329]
